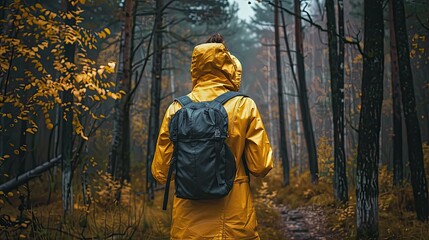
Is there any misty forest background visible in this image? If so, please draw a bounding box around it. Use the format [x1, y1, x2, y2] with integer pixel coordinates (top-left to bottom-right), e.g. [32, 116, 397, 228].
[1, 0, 429, 239]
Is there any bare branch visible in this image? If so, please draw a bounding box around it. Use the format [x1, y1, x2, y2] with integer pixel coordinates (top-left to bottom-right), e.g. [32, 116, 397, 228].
[416, 14, 429, 31]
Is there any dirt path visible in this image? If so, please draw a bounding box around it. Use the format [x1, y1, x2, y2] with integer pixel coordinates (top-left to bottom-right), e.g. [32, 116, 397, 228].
[276, 204, 342, 240]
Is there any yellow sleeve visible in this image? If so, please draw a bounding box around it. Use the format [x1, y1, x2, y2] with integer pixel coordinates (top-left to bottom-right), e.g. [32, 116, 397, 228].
[243, 99, 274, 177]
[151, 102, 179, 184]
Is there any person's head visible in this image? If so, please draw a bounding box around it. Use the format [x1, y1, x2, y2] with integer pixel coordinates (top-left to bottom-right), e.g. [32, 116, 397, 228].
[190, 43, 240, 91]
[205, 33, 225, 44]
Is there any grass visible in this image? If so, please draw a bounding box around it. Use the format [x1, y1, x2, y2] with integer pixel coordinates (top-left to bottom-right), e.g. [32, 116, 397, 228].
[0, 166, 171, 239]
[263, 142, 429, 239]
[2, 142, 429, 239]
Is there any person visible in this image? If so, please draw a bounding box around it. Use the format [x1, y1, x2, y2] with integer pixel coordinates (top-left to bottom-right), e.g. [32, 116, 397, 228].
[151, 34, 274, 239]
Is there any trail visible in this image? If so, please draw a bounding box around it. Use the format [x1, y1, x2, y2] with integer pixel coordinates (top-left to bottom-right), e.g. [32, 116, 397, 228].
[276, 204, 342, 240]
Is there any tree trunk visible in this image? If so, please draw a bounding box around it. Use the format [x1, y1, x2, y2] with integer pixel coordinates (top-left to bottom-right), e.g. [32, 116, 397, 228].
[388, 0, 403, 186]
[392, 0, 429, 221]
[146, 0, 163, 200]
[274, 0, 290, 186]
[120, 0, 134, 182]
[337, 0, 348, 202]
[109, 0, 134, 182]
[0, 156, 61, 193]
[326, 0, 348, 203]
[61, 0, 75, 216]
[280, 3, 298, 174]
[294, 0, 318, 183]
[356, 0, 384, 238]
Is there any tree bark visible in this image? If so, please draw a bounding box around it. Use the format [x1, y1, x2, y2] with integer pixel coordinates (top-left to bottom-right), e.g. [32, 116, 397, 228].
[326, 0, 348, 203]
[388, 0, 403, 186]
[0, 156, 61, 193]
[274, 0, 290, 186]
[337, 0, 348, 202]
[356, 0, 384, 238]
[109, 0, 134, 182]
[392, 0, 429, 221]
[294, 0, 318, 183]
[62, 0, 75, 216]
[120, 0, 134, 182]
[146, 0, 163, 200]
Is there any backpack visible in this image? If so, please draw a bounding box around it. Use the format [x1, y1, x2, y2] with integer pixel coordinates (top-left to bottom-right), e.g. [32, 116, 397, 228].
[162, 91, 248, 210]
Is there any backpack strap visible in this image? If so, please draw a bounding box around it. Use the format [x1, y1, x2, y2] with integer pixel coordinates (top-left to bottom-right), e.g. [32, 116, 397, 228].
[163, 112, 179, 210]
[163, 106, 181, 210]
[162, 157, 175, 210]
[175, 95, 193, 106]
[214, 91, 248, 105]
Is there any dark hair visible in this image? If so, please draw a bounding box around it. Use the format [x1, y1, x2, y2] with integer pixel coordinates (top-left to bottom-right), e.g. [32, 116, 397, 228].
[206, 33, 224, 44]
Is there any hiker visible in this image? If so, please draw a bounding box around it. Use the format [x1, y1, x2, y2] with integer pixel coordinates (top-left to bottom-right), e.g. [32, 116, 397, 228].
[151, 39, 273, 239]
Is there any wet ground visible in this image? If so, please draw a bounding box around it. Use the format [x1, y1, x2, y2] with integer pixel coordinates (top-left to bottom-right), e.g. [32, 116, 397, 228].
[276, 204, 344, 240]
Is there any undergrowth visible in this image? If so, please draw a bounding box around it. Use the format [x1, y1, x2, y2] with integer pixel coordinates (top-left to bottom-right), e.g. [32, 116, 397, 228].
[0, 160, 170, 239]
[2, 142, 429, 239]
[267, 141, 429, 240]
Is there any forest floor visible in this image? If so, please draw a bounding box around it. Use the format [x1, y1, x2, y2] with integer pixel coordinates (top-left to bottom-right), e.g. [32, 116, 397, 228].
[275, 204, 344, 240]
[255, 178, 344, 240]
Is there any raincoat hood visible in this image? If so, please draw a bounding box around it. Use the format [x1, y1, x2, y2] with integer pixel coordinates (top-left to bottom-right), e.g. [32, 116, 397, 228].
[191, 43, 241, 91]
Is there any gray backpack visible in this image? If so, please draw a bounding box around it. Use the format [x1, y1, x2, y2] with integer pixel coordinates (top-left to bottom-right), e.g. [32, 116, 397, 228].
[162, 91, 247, 210]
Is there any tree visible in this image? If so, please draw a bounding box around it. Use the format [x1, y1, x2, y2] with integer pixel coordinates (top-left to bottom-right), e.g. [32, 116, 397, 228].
[274, 0, 290, 186]
[392, 0, 429, 221]
[326, 0, 348, 203]
[109, 0, 135, 183]
[294, 0, 319, 183]
[388, 0, 403, 186]
[146, 0, 163, 200]
[0, 0, 119, 195]
[61, 0, 76, 216]
[355, 0, 384, 238]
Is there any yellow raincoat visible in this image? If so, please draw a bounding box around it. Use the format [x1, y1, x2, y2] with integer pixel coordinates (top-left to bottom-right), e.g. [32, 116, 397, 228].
[152, 43, 273, 239]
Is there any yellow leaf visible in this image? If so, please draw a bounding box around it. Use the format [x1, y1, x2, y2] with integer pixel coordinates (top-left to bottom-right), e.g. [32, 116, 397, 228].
[97, 68, 104, 76]
[108, 92, 116, 100]
[98, 31, 106, 39]
[35, 3, 42, 8]
[26, 128, 34, 134]
[19, 234, 26, 239]
[46, 123, 54, 130]
[108, 62, 116, 69]
[3, 155, 10, 159]
[104, 28, 111, 35]
[7, 192, 13, 197]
